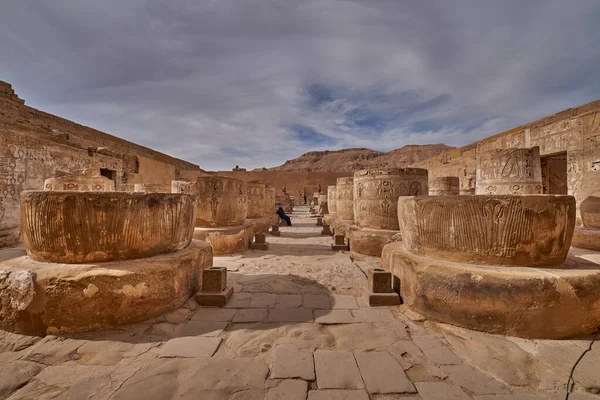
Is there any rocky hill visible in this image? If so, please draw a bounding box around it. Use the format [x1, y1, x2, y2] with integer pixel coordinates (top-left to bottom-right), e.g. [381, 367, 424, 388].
[268, 144, 453, 172]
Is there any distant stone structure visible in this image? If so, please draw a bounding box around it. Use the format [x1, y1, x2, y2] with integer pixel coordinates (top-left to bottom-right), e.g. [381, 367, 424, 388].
[428, 176, 460, 196]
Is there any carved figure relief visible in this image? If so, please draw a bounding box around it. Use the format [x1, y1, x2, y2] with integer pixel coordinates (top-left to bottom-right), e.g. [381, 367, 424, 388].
[381, 199, 391, 215]
[409, 181, 422, 196]
[356, 182, 364, 197]
[376, 181, 394, 199]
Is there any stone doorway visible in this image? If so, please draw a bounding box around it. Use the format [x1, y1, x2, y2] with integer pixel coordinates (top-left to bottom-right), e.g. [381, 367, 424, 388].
[541, 152, 567, 194]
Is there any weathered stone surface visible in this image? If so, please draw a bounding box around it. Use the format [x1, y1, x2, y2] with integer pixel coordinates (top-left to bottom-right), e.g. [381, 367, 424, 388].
[303, 295, 331, 309]
[20, 191, 195, 263]
[415, 382, 471, 400]
[412, 335, 463, 365]
[202, 266, 227, 293]
[336, 177, 354, 221]
[314, 351, 365, 389]
[247, 180, 267, 218]
[314, 310, 354, 324]
[0, 270, 35, 332]
[429, 176, 460, 195]
[476, 147, 543, 195]
[232, 308, 268, 323]
[572, 226, 600, 250]
[0, 240, 212, 335]
[173, 176, 247, 227]
[308, 390, 370, 400]
[397, 195, 575, 267]
[382, 241, 600, 339]
[159, 336, 221, 358]
[133, 183, 171, 193]
[580, 196, 600, 228]
[0, 360, 41, 399]
[327, 185, 337, 214]
[354, 351, 416, 394]
[329, 295, 358, 309]
[442, 365, 510, 395]
[191, 307, 236, 322]
[368, 268, 392, 293]
[265, 186, 276, 215]
[268, 308, 313, 323]
[274, 294, 302, 308]
[44, 169, 115, 192]
[267, 379, 308, 400]
[193, 223, 253, 255]
[249, 293, 276, 308]
[271, 344, 315, 380]
[353, 167, 428, 230]
[351, 308, 394, 323]
[348, 227, 399, 257]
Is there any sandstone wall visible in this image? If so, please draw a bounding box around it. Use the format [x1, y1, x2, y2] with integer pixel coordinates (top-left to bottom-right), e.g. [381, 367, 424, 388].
[413, 99, 600, 223]
[181, 169, 351, 201]
[0, 81, 201, 247]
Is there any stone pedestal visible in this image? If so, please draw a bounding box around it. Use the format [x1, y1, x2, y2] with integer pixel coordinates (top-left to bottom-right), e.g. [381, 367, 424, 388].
[0, 240, 213, 335]
[270, 224, 281, 236]
[331, 234, 348, 251]
[316, 217, 323, 226]
[196, 266, 233, 307]
[251, 232, 269, 250]
[363, 268, 400, 306]
[44, 169, 115, 192]
[321, 224, 332, 236]
[476, 147, 543, 195]
[429, 176, 459, 195]
[353, 168, 428, 230]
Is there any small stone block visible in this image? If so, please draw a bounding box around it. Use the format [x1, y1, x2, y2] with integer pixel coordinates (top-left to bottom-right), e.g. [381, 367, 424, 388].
[255, 232, 267, 243]
[334, 234, 346, 246]
[368, 268, 393, 293]
[202, 266, 227, 293]
[195, 285, 234, 307]
[270, 225, 281, 236]
[331, 244, 348, 251]
[252, 242, 269, 250]
[321, 224, 332, 235]
[363, 290, 401, 306]
[316, 217, 323, 226]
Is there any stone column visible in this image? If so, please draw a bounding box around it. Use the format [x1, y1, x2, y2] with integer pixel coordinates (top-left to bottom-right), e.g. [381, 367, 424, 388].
[44, 169, 114, 192]
[476, 147, 543, 195]
[429, 176, 459, 196]
[247, 180, 266, 219]
[336, 177, 354, 221]
[327, 185, 337, 214]
[353, 168, 428, 230]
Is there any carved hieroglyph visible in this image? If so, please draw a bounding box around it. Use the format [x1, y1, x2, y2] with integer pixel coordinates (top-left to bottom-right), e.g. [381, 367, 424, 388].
[476, 147, 543, 195]
[247, 180, 266, 218]
[397, 195, 575, 267]
[173, 176, 247, 227]
[20, 191, 195, 263]
[44, 168, 115, 192]
[133, 183, 171, 193]
[429, 176, 459, 196]
[336, 177, 354, 221]
[353, 168, 428, 230]
[327, 185, 337, 214]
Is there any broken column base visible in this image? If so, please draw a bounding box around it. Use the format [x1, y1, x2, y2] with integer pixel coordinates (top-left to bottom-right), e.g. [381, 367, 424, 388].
[362, 289, 401, 306]
[381, 241, 600, 339]
[348, 227, 399, 257]
[193, 223, 254, 255]
[571, 226, 600, 251]
[0, 240, 213, 336]
[195, 286, 234, 307]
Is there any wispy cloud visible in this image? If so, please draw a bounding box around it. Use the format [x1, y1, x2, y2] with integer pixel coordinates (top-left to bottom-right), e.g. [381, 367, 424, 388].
[1, 0, 599, 170]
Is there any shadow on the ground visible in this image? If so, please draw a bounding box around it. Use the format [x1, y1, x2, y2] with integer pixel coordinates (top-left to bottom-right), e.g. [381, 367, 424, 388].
[274, 231, 325, 239]
[244, 242, 334, 257]
[62, 273, 340, 343]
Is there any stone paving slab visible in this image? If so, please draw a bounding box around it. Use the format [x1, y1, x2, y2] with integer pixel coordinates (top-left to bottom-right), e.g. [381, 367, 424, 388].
[271, 343, 315, 380]
[232, 309, 268, 323]
[442, 364, 510, 395]
[267, 379, 308, 400]
[351, 308, 395, 323]
[179, 321, 229, 337]
[268, 308, 314, 323]
[354, 351, 417, 394]
[274, 294, 302, 308]
[191, 308, 237, 322]
[307, 389, 370, 400]
[159, 337, 221, 358]
[303, 294, 332, 309]
[314, 351, 365, 390]
[329, 294, 359, 309]
[249, 293, 277, 308]
[412, 335, 463, 365]
[314, 310, 355, 324]
[415, 382, 471, 400]
[225, 293, 253, 308]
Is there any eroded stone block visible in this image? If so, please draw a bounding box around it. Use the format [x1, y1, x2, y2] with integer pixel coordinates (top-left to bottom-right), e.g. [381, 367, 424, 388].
[368, 268, 392, 293]
[202, 267, 227, 293]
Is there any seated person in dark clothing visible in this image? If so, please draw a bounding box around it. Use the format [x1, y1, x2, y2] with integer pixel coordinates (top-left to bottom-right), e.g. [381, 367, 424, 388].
[276, 205, 292, 226]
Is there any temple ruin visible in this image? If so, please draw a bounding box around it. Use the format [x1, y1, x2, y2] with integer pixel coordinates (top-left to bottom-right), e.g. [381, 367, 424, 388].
[1, 81, 600, 399]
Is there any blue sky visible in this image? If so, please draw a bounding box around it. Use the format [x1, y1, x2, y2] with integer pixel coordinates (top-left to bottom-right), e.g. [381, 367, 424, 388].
[1, 1, 599, 170]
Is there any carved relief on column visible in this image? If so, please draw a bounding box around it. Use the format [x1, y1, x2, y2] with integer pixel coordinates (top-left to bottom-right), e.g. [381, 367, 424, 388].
[353, 168, 428, 230]
[336, 177, 354, 221]
[327, 185, 337, 214]
[44, 168, 115, 192]
[429, 176, 460, 196]
[476, 147, 543, 195]
[246, 180, 266, 218]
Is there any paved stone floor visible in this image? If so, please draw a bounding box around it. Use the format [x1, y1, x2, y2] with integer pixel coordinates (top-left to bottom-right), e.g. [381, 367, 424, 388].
[1, 205, 599, 399]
